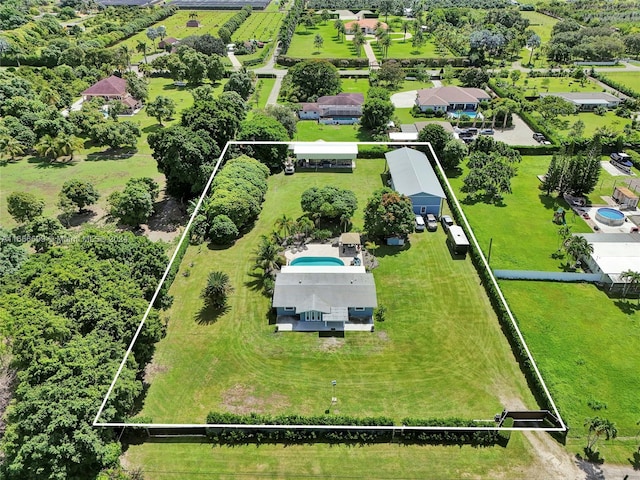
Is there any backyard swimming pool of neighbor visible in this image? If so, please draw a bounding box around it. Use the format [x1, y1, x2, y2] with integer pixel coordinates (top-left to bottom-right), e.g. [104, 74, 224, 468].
[290, 257, 345, 267]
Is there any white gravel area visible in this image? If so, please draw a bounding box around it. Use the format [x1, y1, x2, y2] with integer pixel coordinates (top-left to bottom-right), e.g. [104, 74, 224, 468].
[391, 90, 418, 108]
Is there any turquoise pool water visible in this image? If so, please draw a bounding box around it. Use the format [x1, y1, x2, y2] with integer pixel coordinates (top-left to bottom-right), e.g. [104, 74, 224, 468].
[596, 207, 625, 226]
[450, 111, 480, 119]
[290, 256, 345, 267]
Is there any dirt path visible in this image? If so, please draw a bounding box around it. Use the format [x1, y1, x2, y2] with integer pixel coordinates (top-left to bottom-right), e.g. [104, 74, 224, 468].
[521, 430, 586, 479]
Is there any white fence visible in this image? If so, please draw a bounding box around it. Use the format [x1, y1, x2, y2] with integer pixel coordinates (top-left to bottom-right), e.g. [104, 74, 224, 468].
[494, 270, 603, 282]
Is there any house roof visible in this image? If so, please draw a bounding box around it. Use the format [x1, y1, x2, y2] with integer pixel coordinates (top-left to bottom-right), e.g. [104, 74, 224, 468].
[345, 19, 388, 31]
[272, 271, 377, 312]
[300, 103, 318, 112]
[385, 147, 446, 198]
[82, 75, 127, 97]
[317, 92, 364, 106]
[580, 233, 640, 277]
[160, 37, 179, 45]
[121, 96, 139, 108]
[416, 86, 490, 106]
[292, 142, 358, 159]
[614, 186, 638, 199]
[540, 92, 621, 104]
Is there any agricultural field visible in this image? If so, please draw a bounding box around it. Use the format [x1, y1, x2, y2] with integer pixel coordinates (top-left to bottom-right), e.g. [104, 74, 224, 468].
[113, 10, 237, 63]
[130, 159, 537, 424]
[231, 11, 283, 42]
[521, 11, 557, 43]
[286, 23, 358, 59]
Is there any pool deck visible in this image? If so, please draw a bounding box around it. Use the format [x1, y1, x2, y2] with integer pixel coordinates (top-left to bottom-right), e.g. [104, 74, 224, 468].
[284, 242, 364, 266]
[572, 206, 639, 233]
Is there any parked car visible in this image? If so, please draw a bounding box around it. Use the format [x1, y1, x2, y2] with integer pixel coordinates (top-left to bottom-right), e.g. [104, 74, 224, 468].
[440, 215, 454, 231]
[284, 163, 295, 175]
[610, 152, 631, 162]
[533, 132, 546, 142]
[459, 131, 474, 138]
[466, 128, 478, 134]
[414, 215, 425, 232]
[480, 128, 494, 135]
[426, 213, 438, 231]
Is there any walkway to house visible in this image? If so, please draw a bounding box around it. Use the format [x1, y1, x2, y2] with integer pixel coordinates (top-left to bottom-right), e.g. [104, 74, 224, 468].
[227, 51, 242, 71]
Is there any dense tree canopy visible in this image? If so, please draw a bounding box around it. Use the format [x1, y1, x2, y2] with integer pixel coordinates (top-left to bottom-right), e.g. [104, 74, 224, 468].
[60, 179, 100, 213]
[300, 186, 358, 223]
[237, 114, 290, 172]
[281, 59, 341, 102]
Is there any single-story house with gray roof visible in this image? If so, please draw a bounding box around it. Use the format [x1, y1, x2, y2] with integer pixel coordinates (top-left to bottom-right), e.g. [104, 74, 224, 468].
[272, 266, 377, 331]
[415, 86, 490, 113]
[385, 147, 446, 216]
[539, 92, 622, 111]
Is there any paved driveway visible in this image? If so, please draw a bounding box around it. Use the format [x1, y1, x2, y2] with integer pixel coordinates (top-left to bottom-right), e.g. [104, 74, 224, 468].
[490, 114, 539, 146]
[391, 90, 417, 108]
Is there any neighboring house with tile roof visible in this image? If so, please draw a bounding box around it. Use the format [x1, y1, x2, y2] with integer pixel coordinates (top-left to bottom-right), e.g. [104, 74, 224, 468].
[81, 75, 142, 114]
[298, 93, 364, 125]
[344, 18, 388, 35]
[415, 86, 491, 113]
[539, 92, 622, 111]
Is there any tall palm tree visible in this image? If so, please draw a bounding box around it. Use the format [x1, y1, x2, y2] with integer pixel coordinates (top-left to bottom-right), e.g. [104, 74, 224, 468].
[584, 417, 617, 453]
[117, 45, 132, 72]
[252, 235, 283, 277]
[353, 30, 366, 57]
[620, 270, 640, 304]
[334, 19, 343, 40]
[0, 136, 24, 162]
[35, 135, 60, 163]
[402, 20, 411, 42]
[136, 40, 148, 64]
[201, 271, 233, 309]
[563, 235, 593, 268]
[380, 33, 392, 59]
[274, 214, 295, 240]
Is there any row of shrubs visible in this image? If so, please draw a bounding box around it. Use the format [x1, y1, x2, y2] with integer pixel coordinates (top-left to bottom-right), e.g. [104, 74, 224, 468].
[193, 155, 270, 245]
[590, 72, 640, 100]
[219, 5, 252, 41]
[278, 0, 305, 54]
[204, 412, 506, 446]
[277, 56, 369, 68]
[275, 56, 468, 69]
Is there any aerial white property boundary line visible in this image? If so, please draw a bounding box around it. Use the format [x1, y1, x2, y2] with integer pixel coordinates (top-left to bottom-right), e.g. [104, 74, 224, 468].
[93, 140, 567, 433]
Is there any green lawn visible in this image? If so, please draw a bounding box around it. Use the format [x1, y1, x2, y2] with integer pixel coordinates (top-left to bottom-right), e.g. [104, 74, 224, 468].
[555, 111, 632, 137]
[252, 77, 276, 109]
[500, 281, 640, 438]
[514, 76, 604, 95]
[124, 433, 544, 480]
[294, 121, 373, 142]
[521, 11, 557, 43]
[373, 35, 452, 60]
[130, 159, 536, 424]
[448, 155, 593, 271]
[286, 23, 358, 59]
[596, 71, 640, 96]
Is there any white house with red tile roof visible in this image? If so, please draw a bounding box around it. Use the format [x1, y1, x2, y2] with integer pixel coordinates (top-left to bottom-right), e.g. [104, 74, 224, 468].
[298, 93, 364, 125]
[344, 18, 388, 35]
[415, 86, 490, 113]
[82, 75, 142, 114]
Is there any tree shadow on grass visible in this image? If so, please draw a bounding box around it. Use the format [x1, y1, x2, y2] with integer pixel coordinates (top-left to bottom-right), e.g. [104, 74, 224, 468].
[142, 123, 163, 134]
[538, 193, 561, 211]
[460, 194, 507, 207]
[85, 149, 137, 161]
[58, 209, 97, 227]
[195, 302, 230, 325]
[28, 156, 76, 168]
[374, 242, 411, 258]
[613, 299, 640, 315]
[628, 450, 640, 470]
[445, 166, 463, 179]
[577, 447, 605, 465]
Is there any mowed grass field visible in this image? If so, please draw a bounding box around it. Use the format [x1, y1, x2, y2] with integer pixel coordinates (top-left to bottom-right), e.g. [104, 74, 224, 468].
[123, 433, 547, 480]
[286, 23, 358, 59]
[130, 159, 537, 424]
[597, 71, 640, 96]
[500, 281, 640, 438]
[514, 76, 605, 94]
[373, 34, 452, 59]
[448, 155, 593, 271]
[231, 11, 283, 42]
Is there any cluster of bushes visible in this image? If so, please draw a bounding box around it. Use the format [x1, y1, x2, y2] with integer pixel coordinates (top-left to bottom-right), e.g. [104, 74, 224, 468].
[218, 5, 252, 44]
[204, 412, 506, 446]
[591, 72, 640, 100]
[278, 0, 304, 54]
[196, 155, 270, 245]
[277, 55, 369, 68]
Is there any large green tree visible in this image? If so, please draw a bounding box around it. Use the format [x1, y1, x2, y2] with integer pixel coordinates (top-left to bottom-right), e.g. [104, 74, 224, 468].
[224, 69, 255, 100]
[300, 186, 358, 224]
[281, 59, 341, 102]
[7, 191, 45, 224]
[146, 95, 176, 126]
[148, 125, 219, 198]
[60, 179, 100, 213]
[364, 187, 415, 239]
[201, 271, 233, 309]
[108, 177, 159, 228]
[361, 97, 395, 133]
[237, 114, 289, 172]
[417, 123, 452, 154]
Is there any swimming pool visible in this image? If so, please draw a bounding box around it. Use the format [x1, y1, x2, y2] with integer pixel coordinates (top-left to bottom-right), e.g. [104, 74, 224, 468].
[290, 257, 345, 267]
[595, 207, 625, 226]
[449, 111, 482, 119]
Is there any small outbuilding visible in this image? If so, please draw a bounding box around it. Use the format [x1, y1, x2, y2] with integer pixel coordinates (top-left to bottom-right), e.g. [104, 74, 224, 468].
[385, 147, 446, 216]
[158, 37, 180, 50]
[291, 142, 358, 170]
[613, 186, 639, 210]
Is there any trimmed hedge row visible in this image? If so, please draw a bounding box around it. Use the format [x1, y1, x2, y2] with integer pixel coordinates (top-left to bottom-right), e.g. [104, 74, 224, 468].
[276, 56, 467, 68]
[221, 5, 252, 38]
[277, 55, 369, 68]
[278, 0, 304, 54]
[204, 412, 507, 446]
[590, 72, 640, 100]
